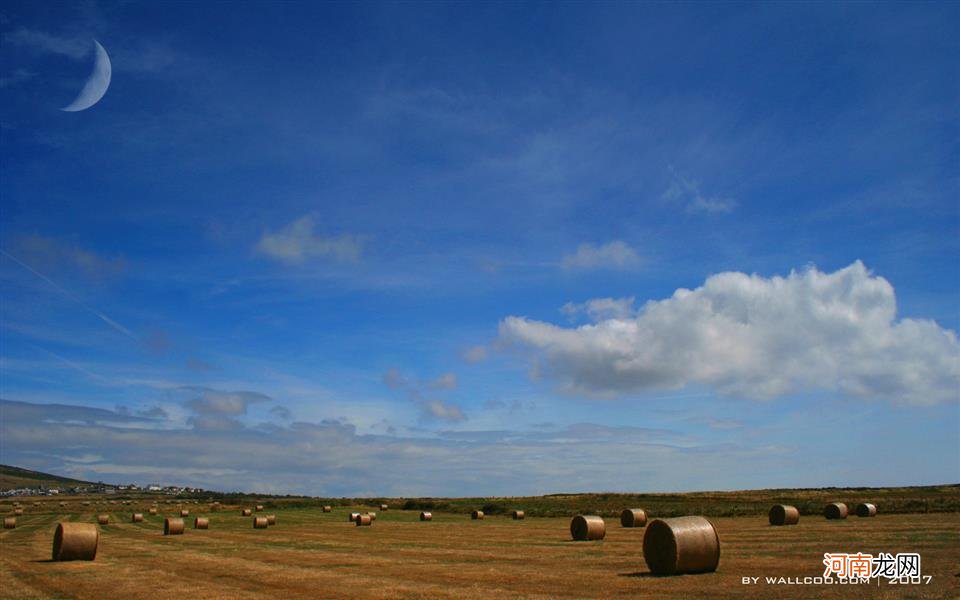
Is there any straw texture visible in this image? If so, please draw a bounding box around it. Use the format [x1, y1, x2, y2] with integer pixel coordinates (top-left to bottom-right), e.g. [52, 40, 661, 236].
[855, 503, 877, 517]
[366, 512, 376, 522]
[512, 510, 525, 520]
[643, 516, 720, 575]
[768, 505, 800, 526]
[3, 517, 15, 529]
[322, 506, 332, 513]
[471, 510, 484, 520]
[253, 517, 268, 529]
[255, 505, 264, 512]
[194, 517, 209, 529]
[620, 508, 647, 528]
[242, 509, 252, 517]
[570, 515, 605, 541]
[824, 502, 848, 519]
[164, 517, 185, 535]
[349, 512, 361, 522]
[131, 513, 144, 523]
[97, 514, 109, 525]
[380, 504, 388, 511]
[180, 509, 190, 517]
[420, 512, 432, 521]
[14, 508, 23, 516]
[52, 522, 98, 561]
[266, 515, 277, 525]
[356, 515, 372, 526]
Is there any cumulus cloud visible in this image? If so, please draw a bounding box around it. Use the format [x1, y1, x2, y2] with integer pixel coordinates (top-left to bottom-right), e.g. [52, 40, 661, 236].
[500, 261, 960, 405]
[662, 169, 737, 214]
[255, 215, 364, 264]
[561, 241, 641, 271]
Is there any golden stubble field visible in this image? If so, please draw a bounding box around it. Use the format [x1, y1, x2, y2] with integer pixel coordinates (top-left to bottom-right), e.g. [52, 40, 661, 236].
[1, 502, 958, 599]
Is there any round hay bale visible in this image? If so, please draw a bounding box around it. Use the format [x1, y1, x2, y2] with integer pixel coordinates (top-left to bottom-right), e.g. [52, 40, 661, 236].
[179, 509, 189, 517]
[97, 514, 109, 525]
[768, 505, 800, 526]
[643, 516, 720, 575]
[380, 504, 388, 511]
[570, 515, 605, 541]
[148, 508, 158, 514]
[164, 518, 185, 535]
[3, 517, 16, 529]
[471, 510, 484, 520]
[855, 503, 877, 517]
[366, 512, 376, 522]
[14, 508, 24, 516]
[621, 508, 647, 528]
[131, 513, 144, 523]
[52, 522, 98, 561]
[241, 509, 252, 517]
[266, 515, 277, 525]
[210, 503, 221, 512]
[420, 512, 432, 521]
[322, 505, 332, 513]
[824, 502, 848, 520]
[255, 505, 264, 512]
[511, 510, 525, 520]
[194, 517, 209, 529]
[253, 517, 268, 529]
[349, 512, 361, 523]
[356, 514, 372, 526]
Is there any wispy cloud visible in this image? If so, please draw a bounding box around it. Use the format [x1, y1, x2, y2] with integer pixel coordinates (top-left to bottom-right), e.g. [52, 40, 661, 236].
[662, 168, 738, 214]
[561, 241, 642, 271]
[382, 368, 466, 423]
[0, 68, 34, 88]
[5, 28, 91, 59]
[561, 297, 636, 322]
[1, 249, 138, 342]
[11, 234, 127, 280]
[255, 215, 365, 265]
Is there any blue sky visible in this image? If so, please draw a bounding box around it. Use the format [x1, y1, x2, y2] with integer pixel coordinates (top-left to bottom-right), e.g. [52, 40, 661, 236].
[1, 1, 957, 496]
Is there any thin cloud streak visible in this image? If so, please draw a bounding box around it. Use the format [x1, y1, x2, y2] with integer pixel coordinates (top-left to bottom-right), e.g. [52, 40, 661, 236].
[1, 249, 139, 342]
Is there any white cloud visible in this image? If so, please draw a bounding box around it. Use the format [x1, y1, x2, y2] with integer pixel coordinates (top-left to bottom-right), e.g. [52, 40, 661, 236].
[662, 169, 737, 214]
[561, 241, 641, 271]
[500, 261, 960, 405]
[255, 215, 364, 264]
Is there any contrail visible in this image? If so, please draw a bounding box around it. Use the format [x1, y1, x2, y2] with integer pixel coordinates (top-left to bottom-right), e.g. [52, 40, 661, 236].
[1, 249, 139, 342]
[29, 344, 112, 384]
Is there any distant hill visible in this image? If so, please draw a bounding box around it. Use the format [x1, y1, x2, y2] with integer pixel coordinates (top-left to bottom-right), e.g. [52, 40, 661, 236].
[0, 464, 100, 492]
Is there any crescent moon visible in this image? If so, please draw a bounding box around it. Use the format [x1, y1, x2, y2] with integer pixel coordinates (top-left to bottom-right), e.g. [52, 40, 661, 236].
[61, 40, 111, 112]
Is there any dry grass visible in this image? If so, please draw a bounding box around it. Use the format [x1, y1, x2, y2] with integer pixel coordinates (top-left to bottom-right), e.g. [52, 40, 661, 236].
[0, 505, 957, 599]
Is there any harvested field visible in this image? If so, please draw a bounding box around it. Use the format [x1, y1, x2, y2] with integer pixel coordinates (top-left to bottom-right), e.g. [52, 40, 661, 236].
[0, 505, 957, 599]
